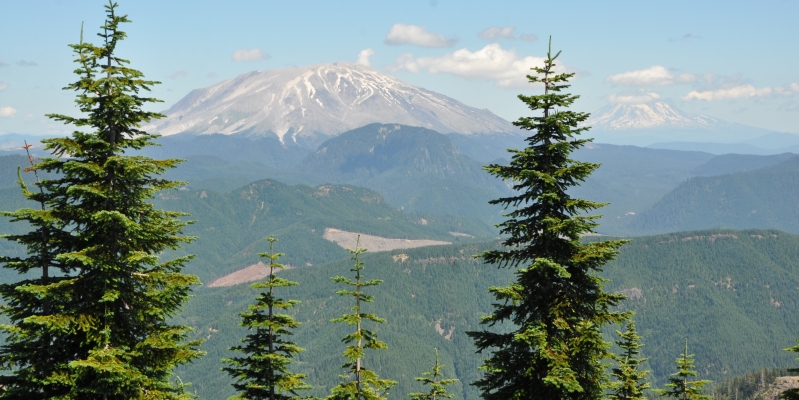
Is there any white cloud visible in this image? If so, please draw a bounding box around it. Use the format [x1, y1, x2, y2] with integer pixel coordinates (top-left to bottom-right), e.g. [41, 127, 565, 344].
[479, 26, 516, 40]
[17, 60, 37, 67]
[605, 65, 695, 87]
[683, 83, 799, 101]
[231, 48, 270, 62]
[357, 48, 376, 67]
[0, 107, 17, 118]
[607, 91, 661, 105]
[390, 43, 562, 88]
[0, 82, 7, 92]
[169, 70, 188, 80]
[0, 59, 7, 67]
[384, 24, 456, 47]
[519, 33, 538, 42]
[775, 83, 799, 97]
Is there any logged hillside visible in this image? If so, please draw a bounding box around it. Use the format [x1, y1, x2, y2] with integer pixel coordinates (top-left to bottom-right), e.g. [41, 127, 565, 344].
[630, 156, 799, 235]
[173, 229, 799, 399]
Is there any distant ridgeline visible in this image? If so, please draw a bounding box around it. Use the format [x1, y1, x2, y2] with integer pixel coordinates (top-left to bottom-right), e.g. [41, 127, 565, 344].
[134, 124, 799, 237]
[629, 156, 799, 235]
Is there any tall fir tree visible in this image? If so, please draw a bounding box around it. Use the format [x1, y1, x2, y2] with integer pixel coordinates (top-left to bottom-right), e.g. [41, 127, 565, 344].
[467, 38, 629, 400]
[608, 318, 651, 400]
[328, 237, 396, 400]
[653, 339, 711, 400]
[222, 237, 310, 400]
[0, 2, 203, 398]
[407, 349, 458, 400]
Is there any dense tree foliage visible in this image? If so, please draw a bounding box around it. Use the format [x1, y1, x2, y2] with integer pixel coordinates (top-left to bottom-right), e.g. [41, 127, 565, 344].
[328, 239, 397, 400]
[468, 39, 628, 399]
[608, 319, 650, 400]
[0, 2, 203, 398]
[222, 237, 310, 399]
[653, 340, 711, 399]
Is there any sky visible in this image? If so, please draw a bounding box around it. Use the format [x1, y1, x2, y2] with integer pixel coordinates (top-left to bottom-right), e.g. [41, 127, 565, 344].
[1, 0, 798, 136]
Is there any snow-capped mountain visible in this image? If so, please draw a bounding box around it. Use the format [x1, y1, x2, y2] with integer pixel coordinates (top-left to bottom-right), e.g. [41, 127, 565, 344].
[584, 102, 774, 146]
[147, 63, 514, 146]
[588, 102, 732, 131]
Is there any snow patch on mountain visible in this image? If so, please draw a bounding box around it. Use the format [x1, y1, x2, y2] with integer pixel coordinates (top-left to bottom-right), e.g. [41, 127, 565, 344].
[146, 63, 514, 144]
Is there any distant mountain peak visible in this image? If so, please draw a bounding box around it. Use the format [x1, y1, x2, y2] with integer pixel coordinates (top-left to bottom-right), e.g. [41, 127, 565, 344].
[146, 63, 514, 146]
[587, 102, 732, 131]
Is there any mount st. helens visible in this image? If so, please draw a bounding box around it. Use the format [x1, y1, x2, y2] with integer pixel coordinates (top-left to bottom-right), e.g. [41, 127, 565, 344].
[145, 62, 514, 147]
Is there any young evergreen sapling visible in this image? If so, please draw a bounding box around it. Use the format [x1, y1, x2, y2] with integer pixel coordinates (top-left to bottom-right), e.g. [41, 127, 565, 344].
[328, 237, 397, 400]
[0, 2, 203, 398]
[467, 38, 629, 399]
[653, 339, 711, 400]
[407, 349, 458, 400]
[222, 237, 311, 400]
[609, 318, 651, 400]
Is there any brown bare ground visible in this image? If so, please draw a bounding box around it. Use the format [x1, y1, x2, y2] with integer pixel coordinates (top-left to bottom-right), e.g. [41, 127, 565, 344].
[208, 261, 293, 288]
[323, 228, 450, 252]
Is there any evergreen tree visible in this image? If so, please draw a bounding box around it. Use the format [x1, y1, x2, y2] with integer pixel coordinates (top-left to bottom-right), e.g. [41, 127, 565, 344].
[328, 237, 397, 400]
[407, 349, 458, 400]
[653, 339, 711, 400]
[608, 318, 650, 400]
[222, 237, 310, 400]
[467, 39, 629, 400]
[0, 2, 203, 398]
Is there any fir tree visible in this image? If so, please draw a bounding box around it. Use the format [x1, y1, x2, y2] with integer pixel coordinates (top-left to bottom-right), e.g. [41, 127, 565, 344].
[0, 2, 203, 398]
[608, 318, 650, 400]
[467, 38, 629, 400]
[328, 237, 397, 400]
[653, 339, 712, 400]
[407, 349, 458, 400]
[222, 237, 310, 400]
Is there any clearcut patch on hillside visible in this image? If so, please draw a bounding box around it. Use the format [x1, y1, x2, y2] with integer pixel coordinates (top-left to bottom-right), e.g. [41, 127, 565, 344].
[207, 262, 293, 287]
[323, 228, 450, 252]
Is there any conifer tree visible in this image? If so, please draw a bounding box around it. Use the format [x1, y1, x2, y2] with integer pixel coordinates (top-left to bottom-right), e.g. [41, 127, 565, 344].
[222, 237, 310, 400]
[609, 319, 650, 400]
[653, 339, 711, 400]
[467, 38, 629, 400]
[0, 2, 203, 398]
[408, 349, 458, 400]
[328, 237, 396, 400]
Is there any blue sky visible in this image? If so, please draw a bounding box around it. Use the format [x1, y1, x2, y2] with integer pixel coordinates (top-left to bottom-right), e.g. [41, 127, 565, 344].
[1, 0, 798, 136]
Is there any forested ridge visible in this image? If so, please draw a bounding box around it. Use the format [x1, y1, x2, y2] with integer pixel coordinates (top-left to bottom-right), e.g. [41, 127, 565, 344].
[163, 229, 799, 398]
